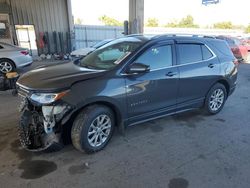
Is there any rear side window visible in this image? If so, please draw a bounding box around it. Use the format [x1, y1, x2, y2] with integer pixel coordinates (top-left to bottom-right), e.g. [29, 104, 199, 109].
[135, 45, 172, 70]
[177, 43, 214, 65]
[178, 44, 202, 64]
[201, 45, 213, 60]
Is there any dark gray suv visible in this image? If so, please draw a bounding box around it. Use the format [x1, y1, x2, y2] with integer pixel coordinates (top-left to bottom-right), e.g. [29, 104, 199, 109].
[17, 34, 238, 153]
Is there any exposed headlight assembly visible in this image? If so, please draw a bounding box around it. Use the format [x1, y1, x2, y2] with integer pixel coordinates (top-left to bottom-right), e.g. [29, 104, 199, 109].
[30, 91, 68, 104]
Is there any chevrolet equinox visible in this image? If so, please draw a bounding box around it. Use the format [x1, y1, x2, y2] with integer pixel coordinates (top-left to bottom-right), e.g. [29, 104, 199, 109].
[17, 34, 238, 153]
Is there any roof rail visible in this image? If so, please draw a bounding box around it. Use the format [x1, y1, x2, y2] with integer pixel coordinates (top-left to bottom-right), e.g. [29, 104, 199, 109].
[154, 34, 216, 39]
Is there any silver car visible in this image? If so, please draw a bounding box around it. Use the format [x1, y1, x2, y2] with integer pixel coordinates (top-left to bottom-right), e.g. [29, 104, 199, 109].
[0, 42, 33, 73]
[71, 39, 113, 58]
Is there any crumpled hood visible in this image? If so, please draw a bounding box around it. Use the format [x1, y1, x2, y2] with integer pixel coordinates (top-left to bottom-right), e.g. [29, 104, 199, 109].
[17, 61, 105, 92]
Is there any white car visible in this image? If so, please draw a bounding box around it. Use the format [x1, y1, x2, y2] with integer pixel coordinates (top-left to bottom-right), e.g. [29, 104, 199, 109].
[71, 39, 113, 58]
[0, 42, 33, 73]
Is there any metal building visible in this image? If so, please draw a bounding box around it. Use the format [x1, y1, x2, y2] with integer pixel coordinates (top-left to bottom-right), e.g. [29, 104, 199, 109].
[0, 0, 73, 56]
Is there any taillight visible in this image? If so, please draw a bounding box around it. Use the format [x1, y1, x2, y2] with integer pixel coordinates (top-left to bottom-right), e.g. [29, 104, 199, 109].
[20, 50, 29, 55]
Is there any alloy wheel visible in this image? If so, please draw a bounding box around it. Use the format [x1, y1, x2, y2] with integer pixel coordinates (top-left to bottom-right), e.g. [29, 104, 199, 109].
[87, 114, 112, 147]
[0, 61, 13, 73]
[209, 88, 225, 112]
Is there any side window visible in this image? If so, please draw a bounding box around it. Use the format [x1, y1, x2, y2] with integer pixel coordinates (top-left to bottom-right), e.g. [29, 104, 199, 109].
[201, 45, 213, 60]
[177, 44, 202, 64]
[0, 45, 3, 49]
[233, 38, 241, 45]
[135, 45, 172, 70]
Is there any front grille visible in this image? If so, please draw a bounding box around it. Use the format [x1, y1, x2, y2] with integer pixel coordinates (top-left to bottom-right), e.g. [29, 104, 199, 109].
[17, 86, 30, 98]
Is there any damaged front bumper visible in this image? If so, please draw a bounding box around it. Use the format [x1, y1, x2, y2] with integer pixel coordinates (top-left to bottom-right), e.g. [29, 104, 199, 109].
[18, 97, 73, 152]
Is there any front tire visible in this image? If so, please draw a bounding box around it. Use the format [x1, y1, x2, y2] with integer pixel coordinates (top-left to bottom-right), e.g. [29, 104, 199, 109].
[71, 105, 115, 153]
[204, 83, 227, 115]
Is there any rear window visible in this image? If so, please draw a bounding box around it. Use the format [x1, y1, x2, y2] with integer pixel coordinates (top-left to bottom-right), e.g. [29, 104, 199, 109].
[216, 36, 235, 46]
[0, 42, 16, 49]
[232, 38, 241, 45]
[209, 40, 234, 57]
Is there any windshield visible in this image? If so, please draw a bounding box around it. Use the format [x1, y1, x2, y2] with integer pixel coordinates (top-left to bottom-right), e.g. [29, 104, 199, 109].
[79, 38, 145, 70]
[92, 39, 113, 49]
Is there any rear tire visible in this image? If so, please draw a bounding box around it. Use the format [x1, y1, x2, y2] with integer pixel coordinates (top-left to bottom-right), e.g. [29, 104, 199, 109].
[0, 59, 15, 73]
[204, 83, 227, 115]
[71, 105, 115, 153]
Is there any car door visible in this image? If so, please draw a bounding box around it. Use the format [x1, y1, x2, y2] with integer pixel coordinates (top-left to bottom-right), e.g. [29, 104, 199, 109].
[124, 41, 179, 122]
[176, 40, 220, 108]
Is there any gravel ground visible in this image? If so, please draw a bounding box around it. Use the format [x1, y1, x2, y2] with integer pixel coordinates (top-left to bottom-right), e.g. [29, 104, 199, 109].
[0, 61, 250, 188]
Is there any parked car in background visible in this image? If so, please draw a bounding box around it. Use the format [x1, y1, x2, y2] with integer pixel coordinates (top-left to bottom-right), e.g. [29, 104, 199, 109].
[17, 34, 238, 153]
[0, 42, 32, 73]
[71, 39, 113, 58]
[241, 36, 250, 51]
[216, 35, 248, 62]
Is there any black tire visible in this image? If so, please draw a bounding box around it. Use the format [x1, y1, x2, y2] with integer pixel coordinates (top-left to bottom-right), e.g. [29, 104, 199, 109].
[204, 83, 227, 115]
[71, 105, 115, 153]
[0, 59, 15, 73]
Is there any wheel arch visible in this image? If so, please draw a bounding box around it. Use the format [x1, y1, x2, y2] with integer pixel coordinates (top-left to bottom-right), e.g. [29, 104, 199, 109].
[217, 79, 230, 96]
[204, 79, 230, 106]
[206, 79, 230, 96]
[0, 58, 16, 68]
[66, 99, 124, 129]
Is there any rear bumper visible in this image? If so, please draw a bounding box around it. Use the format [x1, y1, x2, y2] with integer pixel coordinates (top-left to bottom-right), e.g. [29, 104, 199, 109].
[16, 60, 33, 68]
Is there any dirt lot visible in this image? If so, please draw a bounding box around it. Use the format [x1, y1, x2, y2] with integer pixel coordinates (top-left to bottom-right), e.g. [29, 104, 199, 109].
[0, 61, 250, 188]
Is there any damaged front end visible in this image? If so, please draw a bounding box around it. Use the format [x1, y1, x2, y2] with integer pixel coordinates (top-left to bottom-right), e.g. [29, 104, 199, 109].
[18, 86, 72, 152]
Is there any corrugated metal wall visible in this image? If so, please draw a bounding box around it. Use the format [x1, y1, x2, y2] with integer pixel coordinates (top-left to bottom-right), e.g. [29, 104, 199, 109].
[0, 0, 70, 54]
[74, 25, 124, 49]
[10, 0, 69, 33]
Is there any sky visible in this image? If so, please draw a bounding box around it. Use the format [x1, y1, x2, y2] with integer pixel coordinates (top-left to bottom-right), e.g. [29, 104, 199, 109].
[72, 0, 250, 27]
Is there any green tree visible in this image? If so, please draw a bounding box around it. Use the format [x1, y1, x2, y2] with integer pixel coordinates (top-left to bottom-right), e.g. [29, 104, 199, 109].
[75, 18, 83, 25]
[99, 15, 123, 26]
[213, 21, 233, 29]
[164, 21, 178, 28]
[178, 15, 199, 28]
[232, 25, 245, 30]
[164, 15, 199, 28]
[146, 18, 159, 27]
[245, 24, 250, 33]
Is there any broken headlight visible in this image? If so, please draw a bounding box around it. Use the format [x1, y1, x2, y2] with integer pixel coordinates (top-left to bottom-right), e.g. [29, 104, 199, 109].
[30, 91, 68, 104]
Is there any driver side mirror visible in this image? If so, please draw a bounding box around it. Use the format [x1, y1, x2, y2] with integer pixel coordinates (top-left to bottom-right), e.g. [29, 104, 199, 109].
[127, 63, 150, 74]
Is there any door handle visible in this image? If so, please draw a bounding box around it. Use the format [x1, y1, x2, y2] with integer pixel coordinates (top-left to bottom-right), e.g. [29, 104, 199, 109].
[208, 63, 215, 68]
[166, 71, 177, 77]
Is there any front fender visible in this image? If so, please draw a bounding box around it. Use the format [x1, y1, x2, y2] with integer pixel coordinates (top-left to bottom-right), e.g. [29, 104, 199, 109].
[61, 77, 127, 126]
